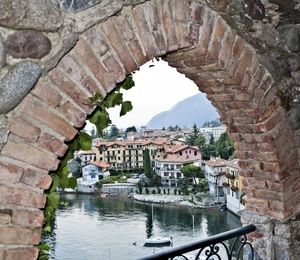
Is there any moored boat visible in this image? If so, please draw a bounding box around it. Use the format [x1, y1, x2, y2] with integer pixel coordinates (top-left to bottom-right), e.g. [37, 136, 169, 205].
[144, 236, 172, 247]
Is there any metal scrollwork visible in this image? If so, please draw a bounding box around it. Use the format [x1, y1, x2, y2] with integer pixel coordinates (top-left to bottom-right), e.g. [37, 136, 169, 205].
[138, 225, 256, 260]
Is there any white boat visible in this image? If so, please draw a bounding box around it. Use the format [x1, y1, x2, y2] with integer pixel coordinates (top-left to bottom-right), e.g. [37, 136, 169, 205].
[143, 204, 173, 247]
[144, 236, 172, 247]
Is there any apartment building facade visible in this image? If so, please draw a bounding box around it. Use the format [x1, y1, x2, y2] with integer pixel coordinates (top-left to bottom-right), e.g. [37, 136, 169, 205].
[93, 140, 170, 170]
[153, 145, 202, 186]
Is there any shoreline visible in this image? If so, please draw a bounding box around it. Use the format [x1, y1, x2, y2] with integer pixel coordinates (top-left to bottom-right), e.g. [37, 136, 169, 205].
[132, 194, 223, 209]
[59, 191, 225, 210]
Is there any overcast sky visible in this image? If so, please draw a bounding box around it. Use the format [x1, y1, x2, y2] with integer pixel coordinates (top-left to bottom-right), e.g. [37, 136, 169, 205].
[106, 60, 200, 129]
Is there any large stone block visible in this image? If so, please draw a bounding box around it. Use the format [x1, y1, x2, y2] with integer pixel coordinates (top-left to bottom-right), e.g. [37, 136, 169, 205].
[0, 0, 62, 31]
[5, 31, 51, 59]
[0, 61, 41, 114]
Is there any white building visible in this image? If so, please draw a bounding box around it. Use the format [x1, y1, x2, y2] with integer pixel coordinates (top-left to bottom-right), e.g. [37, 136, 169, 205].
[212, 125, 227, 140]
[224, 159, 245, 215]
[154, 145, 202, 186]
[204, 158, 227, 202]
[199, 125, 227, 142]
[77, 161, 110, 193]
[76, 150, 96, 165]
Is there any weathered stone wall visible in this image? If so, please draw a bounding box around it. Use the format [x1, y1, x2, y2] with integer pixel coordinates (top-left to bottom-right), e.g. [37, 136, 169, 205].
[0, 0, 299, 259]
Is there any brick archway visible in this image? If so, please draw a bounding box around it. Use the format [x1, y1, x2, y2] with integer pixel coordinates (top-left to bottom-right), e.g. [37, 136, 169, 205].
[0, 1, 299, 259]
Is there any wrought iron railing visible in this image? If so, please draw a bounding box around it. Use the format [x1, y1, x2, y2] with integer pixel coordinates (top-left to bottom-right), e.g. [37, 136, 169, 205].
[137, 224, 256, 260]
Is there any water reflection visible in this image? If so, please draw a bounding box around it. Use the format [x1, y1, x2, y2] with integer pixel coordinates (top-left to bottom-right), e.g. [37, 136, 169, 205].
[43, 194, 241, 260]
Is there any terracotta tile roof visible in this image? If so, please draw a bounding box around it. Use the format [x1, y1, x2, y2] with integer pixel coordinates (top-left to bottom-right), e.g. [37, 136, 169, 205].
[226, 159, 240, 170]
[204, 158, 227, 167]
[163, 144, 200, 154]
[89, 160, 110, 168]
[154, 154, 200, 163]
[94, 139, 170, 147]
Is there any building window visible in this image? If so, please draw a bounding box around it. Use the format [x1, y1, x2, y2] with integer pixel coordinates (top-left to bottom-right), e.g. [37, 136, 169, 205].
[179, 151, 182, 156]
[194, 151, 197, 156]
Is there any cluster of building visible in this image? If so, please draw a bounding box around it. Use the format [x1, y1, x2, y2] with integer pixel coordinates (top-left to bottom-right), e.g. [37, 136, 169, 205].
[75, 139, 202, 192]
[204, 158, 245, 215]
[73, 126, 244, 216]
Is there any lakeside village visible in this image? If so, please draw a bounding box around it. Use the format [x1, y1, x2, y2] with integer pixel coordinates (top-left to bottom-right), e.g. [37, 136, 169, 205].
[64, 123, 245, 217]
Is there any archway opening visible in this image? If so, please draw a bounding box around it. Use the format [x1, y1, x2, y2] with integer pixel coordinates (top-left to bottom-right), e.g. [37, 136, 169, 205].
[0, 1, 299, 259]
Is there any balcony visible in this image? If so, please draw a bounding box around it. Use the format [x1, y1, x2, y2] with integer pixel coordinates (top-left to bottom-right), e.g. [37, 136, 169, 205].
[225, 173, 236, 180]
[138, 225, 256, 260]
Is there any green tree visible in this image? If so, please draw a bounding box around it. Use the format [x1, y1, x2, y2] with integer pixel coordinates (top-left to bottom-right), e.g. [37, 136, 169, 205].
[181, 164, 204, 185]
[195, 134, 206, 149]
[185, 123, 199, 145]
[143, 149, 152, 180]
[126, 126, 137, 132]
[90, 128, 97, 138]
[215, 132, 234, 159]
[109, 124, 119, 139]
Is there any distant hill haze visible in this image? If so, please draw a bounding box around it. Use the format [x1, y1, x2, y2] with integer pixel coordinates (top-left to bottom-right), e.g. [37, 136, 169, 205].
[146, 93, 219, 128]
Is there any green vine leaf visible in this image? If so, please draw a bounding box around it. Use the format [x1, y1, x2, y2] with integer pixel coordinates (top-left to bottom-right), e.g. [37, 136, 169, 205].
[43, 225, 52, 233]
[88, 91, 103, 107]
[46, 192, 59, 210]
[49, 175, 60, 192]
[39, 243, 51, 251]
[120, 101, 133, 116]
[89, 110, 111, 136]
[120, 75, 135, 90]
[78, 132, 92, 151]
[59, 174, 69, 189]
[68, 177, 77, 190]
[106, 92, 123, 107]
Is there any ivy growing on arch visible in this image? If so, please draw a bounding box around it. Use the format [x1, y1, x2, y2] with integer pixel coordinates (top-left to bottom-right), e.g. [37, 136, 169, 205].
[39, 75, 135, 259]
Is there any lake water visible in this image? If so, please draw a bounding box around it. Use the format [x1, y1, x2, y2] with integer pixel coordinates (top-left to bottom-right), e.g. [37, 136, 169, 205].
[43, 194, 241, 260]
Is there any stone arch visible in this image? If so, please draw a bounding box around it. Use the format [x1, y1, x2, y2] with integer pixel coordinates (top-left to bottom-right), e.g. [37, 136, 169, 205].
[0, 0, 299, 259]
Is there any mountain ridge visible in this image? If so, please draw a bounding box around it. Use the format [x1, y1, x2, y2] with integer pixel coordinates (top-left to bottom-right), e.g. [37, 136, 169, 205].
[146, 93, 219, 128]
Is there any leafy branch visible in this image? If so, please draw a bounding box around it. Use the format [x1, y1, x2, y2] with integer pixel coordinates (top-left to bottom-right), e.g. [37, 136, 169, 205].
[39, 75, 135, 259]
